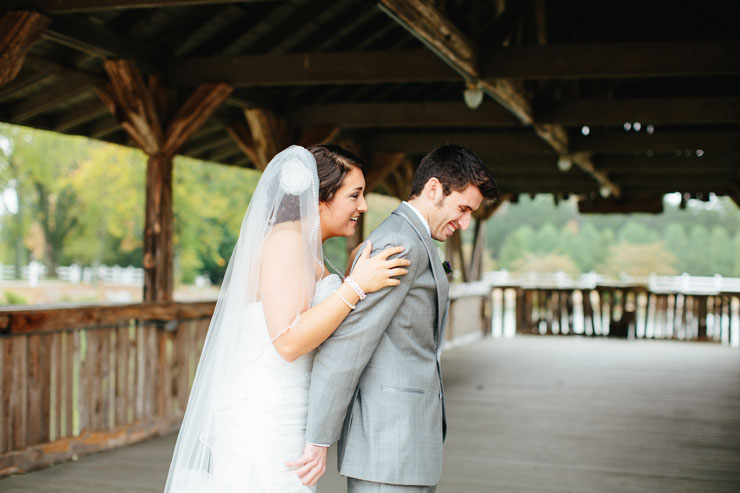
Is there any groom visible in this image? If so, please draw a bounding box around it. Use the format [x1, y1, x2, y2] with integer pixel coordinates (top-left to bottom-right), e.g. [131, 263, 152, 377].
[295, 145, 498, 491]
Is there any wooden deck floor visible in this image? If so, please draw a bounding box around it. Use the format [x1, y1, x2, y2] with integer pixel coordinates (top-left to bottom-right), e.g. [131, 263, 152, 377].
[3, 335, 739, 492]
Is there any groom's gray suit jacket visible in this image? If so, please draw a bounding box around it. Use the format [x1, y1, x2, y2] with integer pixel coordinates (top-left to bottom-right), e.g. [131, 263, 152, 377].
[306, 203, 449, 487]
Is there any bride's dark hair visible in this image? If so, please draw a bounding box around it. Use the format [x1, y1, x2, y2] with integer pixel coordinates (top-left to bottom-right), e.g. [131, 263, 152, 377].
[310, 144, 364, 203]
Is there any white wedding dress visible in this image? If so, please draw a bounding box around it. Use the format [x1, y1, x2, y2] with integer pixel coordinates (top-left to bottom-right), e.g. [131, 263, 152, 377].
[197, 273, 342, 492]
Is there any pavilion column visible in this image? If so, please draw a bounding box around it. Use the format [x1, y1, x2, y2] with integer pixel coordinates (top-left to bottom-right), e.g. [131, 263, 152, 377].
[97, 59, 231, 301]
[0, 11, 50, 88]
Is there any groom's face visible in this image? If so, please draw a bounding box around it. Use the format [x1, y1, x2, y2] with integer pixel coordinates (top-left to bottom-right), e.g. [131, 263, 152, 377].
[429, 183, 484, 242]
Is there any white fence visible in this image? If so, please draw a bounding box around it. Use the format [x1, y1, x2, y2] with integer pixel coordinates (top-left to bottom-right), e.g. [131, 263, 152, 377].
[0, 262, 144, 285]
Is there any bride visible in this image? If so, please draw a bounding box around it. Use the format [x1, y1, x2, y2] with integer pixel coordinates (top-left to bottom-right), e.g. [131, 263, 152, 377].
[164, 145, 409, 492]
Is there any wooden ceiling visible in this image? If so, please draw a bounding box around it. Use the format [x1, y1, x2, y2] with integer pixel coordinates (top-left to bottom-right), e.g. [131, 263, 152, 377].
[1, 0, 739, 211]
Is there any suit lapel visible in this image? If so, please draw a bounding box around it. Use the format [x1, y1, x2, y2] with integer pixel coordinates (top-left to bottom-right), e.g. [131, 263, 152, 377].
[392, 204, 449, 345]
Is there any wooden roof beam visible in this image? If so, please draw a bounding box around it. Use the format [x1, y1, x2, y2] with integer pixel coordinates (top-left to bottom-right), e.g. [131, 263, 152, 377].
[2, 1, 267, 14]
[168, 50, 459, 87]
[540, 98, 740, 126]
[291, 99, 740, 128]
[41, 14, 157, 69]
[291, 102, 521, 128]
[481, 41, 740, 79]
[7, 75, 94, 123]
[573, 130, 740, 153]
[377, 0, 621, 198]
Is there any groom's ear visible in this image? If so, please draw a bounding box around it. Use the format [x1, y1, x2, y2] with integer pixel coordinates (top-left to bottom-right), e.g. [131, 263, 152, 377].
[424, 177, 443, 202]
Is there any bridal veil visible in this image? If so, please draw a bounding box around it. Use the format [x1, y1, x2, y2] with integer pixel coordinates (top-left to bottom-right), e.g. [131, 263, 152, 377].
[164, 145, 322, 491]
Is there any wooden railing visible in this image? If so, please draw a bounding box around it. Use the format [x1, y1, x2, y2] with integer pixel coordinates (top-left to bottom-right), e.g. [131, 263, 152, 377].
[0, 295, 492, 476]
[489, 284, 740, 345]
[0, 301, 214, 476]
[2, 283, 736, 475]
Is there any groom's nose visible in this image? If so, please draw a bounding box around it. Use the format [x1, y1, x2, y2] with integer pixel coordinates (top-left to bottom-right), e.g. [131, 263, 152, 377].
[459, 213, 471, 230]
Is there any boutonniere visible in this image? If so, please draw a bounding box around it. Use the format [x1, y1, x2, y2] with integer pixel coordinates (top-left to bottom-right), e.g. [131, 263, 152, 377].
[442, 260, 453, 276]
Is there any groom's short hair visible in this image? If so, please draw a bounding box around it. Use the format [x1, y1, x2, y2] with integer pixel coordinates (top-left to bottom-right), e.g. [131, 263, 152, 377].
[408, 144, 498, 201]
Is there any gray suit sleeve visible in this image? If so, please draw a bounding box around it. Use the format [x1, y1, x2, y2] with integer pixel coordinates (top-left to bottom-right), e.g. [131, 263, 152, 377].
[305, 232, 424, 445]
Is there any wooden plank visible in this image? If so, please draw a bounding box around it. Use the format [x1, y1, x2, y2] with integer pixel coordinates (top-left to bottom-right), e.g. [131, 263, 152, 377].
[169, 50, 459, 86]
[157, 331, 168, 418]
[64, 332, 73, 437]
[26, 335, 42, 446]
[78, 332, 89, 434]
[482, 41, 740, 79]
[101, 329, 111, 430]
[177, 323, 189, 414]
[146, 328, 157, 419]
[135, 326, 145, 421]
[115, 325, 127, 426]
[1, 301, 215, 335]
[11, 336, 28, 451]
[70, 331, 80, 436]
[0, 339, 5, 453]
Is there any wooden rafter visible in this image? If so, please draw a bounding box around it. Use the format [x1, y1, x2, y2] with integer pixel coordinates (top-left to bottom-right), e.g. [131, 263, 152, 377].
[366, 152, 410, 193]
[377, 0, 621, 198]
[97, 59, 231, 301]
[0, 11, 51, 88]
[169, 50, 458, 87]
[377, 0, 477, 78]
[2, 1, 262, 14]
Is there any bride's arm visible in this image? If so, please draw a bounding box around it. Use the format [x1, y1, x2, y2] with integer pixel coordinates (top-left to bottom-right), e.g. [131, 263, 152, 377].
[260, 227, 407, 362]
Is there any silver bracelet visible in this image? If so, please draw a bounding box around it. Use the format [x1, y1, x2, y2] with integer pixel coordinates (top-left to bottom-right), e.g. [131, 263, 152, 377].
[344, 276, 366, 301]
[333, 290, 356, 310]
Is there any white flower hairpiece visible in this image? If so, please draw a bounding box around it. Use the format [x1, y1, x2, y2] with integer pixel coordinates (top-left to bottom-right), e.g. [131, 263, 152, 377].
[280, 158, 312, 195]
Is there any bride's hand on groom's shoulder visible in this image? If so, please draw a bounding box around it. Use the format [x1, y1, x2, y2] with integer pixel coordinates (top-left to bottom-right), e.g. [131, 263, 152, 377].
[286, 442, 328, 486]
[349, 241, 411, 294]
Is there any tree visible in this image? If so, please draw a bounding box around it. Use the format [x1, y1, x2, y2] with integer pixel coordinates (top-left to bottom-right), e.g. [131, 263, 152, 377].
[617, 220, 659, 245]
[1, 125, 90, 275]
[65, 144, 145, 267]
[498, 225, 534, 269]
[598, 242, 678, 277]
[531, 223, 559, 254]
[663, 223, 688, 273]
[684, 224, 711, 275]
[707, 225, 734, 275]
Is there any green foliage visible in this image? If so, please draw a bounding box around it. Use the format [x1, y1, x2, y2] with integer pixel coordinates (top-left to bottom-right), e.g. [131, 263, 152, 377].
[487, 193, 740, 277]
[3, 290, 28, 305]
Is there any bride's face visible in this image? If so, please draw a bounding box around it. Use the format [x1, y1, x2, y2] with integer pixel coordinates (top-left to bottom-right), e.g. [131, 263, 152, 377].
[319, 166, 368, 240]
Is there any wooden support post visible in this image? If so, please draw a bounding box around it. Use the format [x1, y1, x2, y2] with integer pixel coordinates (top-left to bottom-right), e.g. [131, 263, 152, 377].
[97, 59, 231, 302]
[0, 11, 50, 88]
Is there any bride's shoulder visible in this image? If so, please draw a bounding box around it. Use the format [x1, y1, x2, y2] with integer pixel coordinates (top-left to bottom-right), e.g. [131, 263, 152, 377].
[265, 221, 302, 243]
[262, 222, 303, 262]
